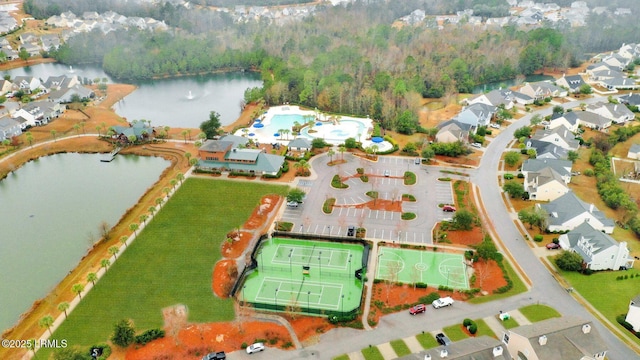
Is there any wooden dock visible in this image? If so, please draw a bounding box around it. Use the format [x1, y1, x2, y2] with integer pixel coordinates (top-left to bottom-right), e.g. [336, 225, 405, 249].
[100, 147, 121, 162]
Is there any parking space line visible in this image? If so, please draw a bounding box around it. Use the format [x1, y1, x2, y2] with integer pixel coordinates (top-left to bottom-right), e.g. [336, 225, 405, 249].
[314, 224, 319, 234]
[376, 210, 379, 219]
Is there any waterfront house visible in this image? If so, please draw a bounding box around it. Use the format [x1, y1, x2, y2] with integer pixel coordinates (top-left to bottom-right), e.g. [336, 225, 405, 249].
[0, 116, 21, 141]
[197, 135, 285, 176]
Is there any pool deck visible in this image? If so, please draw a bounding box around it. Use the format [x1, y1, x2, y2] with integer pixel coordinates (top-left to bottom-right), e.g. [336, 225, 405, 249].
[234, 105, 379, 146]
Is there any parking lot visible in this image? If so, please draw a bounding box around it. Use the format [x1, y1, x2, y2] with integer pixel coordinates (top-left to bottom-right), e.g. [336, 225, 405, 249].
[278, 154, 460, 244]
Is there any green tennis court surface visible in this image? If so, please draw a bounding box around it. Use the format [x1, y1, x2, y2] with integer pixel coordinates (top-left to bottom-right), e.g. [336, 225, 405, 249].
[241, 238, 365, 315]
[376, 247, 469, 290]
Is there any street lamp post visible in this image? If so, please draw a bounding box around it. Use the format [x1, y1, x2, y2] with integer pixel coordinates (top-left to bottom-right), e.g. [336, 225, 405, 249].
[259, 250, 263, 271]
[341, 294, 344, 314]
[307, 291, 311, 313]
[242, 285, 246, 305]
[275, 288, 279, 309]
[318, 251, 322, 277]
[300, 224, 303, 233]
[348, 254, 352, 276]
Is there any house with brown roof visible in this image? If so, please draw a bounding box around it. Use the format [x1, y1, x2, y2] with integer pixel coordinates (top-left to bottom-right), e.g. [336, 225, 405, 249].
[197, 135, 285, 176]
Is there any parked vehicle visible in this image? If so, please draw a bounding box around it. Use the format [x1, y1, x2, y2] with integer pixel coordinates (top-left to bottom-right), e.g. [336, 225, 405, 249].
[546, 242, 561, 250]
[409, 304, 426, 315]
[384, 170, 390, 177]
[347, 226, 356, 237]
[471, 142, 482, 148]
[435, 333, 452, 346]
[432, 296, 454, 309]
[202, 352, 226, 360]
[442, 205, 456, 212]
[490, 123, 500, 129]
[415, 158, 421, 165]
[286, 201, 299, 208]
[246, 342, 265, 354]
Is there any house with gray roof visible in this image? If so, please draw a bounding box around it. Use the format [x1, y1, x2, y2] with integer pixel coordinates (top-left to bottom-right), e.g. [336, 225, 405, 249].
[48, 84, 94, 103]
[627, 144, 640, 160]
[287, 137, 312, 151]
[586, 101, 635, 123]
[43, 75, 80, 91]
[436, 119, 472, 143]
[397, 335, 510, 360]
[503, 316, 608, 360]
[453, 103, 496, 128]
[525, 139, 568, 160]
[12, 76, 41, 94]
[464, 89, 515, 110]
[530, 125, 580, 151]
[551, 110, 611, 131]
[555, 74, 586, 93]
[625, 294, 640, 332]
[518, 81, 568, 101]
[522, 158, 572, 182]
[197, 135, 285, 176]
[619, 93, 640, 107]
[539, 192, 614, 233]
[111, 121, 154, 142]
[0, 116, 21, 141]
[558, 222, 634, 270]
[40, 35, 61, 52]
[524, 166, 570, 201]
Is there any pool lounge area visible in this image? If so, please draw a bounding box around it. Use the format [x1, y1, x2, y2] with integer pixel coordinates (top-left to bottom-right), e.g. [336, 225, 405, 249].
[234, 106, 386, 148]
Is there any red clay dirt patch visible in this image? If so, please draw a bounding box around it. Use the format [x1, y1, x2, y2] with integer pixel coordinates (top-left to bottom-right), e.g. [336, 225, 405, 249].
[288, 316, 334, 345]
[335, 199, 403, 212]
[221, 231, 254, 259]
[435, 224, 484, 247]
[125, 321, 291, 360]
[244, 195, 281, 231]
[212, 260, 237, 298]
[470, 259, 507, 294]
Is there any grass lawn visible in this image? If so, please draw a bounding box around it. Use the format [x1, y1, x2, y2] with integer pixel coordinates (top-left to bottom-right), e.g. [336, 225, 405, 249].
[361, 346, 385, 360]
[390, 339, 411, 357]
[443, 324, 469, 341]
[416, 332, 438, 349]
[560, 268, 640, 346]
[469, 258, 527, 304]
[40, 179, 287, 358]
[333, 355, 350, 360]
[501, 316, 520, 329]
[474, 318, 497, 339]
[519, 304, 561, 323]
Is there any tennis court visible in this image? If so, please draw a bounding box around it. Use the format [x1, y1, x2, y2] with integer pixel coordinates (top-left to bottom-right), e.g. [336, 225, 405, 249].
[375, 247, 469, 290]
[241, 238, 365, 315]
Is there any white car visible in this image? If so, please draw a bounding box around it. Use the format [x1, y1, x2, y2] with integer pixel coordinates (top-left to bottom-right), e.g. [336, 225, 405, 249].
[286, 201, 299, 208]
[471, 142, 482, 148]
[489, 123, 500, 129]
[432, 296, 454, 308]
[246, 342, 265, 354]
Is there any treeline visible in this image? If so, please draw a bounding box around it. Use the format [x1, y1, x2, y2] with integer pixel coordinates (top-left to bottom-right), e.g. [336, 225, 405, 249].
[202, 0, 314, 6]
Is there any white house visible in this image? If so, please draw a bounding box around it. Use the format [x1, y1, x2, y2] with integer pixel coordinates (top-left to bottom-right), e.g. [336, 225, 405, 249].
[518, 81, 567, 101]
[551, 111, 612, 131]
[12, 76, 42, 94]
[524, 166, 570, 201]
[625, 294, 640, 332]
[586, 102, 635, 124]
[627, 144, 640, 160]
[452, 103, 496, 128]
[436, 120, 471, 143]
[502, 316, 608, 360]
[529, 125, 580, 151]
[0, 116, 21, 141]
[287, 137, 312, 151]
[539, 192, 615, 234]
[556, 74, 586, 93]
[522, 158, 572, 183]
[558, 222, 634, 271]
[464, 89, 515, 110]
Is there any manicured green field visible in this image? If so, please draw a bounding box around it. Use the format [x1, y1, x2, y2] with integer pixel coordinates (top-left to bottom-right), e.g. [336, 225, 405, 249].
[390, 339, 411, 357]
[42, 179, 287, 357]
[416, 332, 438, 349]
[474, 318, 497, 338]
[361, 346, 385, 360]
[519, 304, 561, 323]
[501, 316, 520, 329]
[443, 324, 469, 341]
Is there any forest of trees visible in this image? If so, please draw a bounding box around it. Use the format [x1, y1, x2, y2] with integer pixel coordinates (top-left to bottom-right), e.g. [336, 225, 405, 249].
[28, 0, 640, 132]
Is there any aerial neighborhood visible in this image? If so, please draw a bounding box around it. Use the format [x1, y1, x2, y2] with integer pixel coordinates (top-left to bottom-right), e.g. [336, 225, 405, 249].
[2, 1, 640, 360]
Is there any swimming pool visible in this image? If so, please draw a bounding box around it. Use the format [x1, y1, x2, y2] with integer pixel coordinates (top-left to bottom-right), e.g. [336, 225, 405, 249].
[300, 120, 366, 143]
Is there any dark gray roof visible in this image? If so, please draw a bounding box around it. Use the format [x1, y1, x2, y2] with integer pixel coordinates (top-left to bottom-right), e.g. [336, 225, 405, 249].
[619, 93, 640, 106]
[220, 134, 249, 148]
[288, 137, 312, 149]
[509, 316, 607, 360]
[531, 125, 580, 150]
[521, 159, 572, 177]
[396, 336, 509, 360]
[528, 166, 566, 188]
[541, 192, 614, 229]
[527, 140, 568, 159]
[564, 222, 618, 257]
[573, 111, 611, 128]
[437, 119, 472, 131]
[200, 140, 234, 152]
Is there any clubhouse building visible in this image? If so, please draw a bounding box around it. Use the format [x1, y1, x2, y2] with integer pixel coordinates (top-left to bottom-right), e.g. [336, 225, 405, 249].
[197, 135, 285, 176]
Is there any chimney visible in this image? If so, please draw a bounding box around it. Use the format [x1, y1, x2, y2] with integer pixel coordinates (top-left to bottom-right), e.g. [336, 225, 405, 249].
[538, 335, 547, 345]
[614, 105, 618, 111]
[493, 346, 504, 357]
[440, 349, 448, 358]
[589, 203, 594, 213]
[582, 324, 591, 334]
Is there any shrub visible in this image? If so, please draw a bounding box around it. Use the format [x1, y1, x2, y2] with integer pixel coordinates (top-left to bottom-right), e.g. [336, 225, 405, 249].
[401, 212, 416, 220]
[583, 169, 594, 177]
[503, 173, 514, 180]
[415, 282, 428, 288]
[135, 328, 165, 345]
[533, 235, 543, 242]
[463, 318, 473, 327]
[356, 167, 364, 174]
[418, 292, 441, 304]
[468, 323, 478, 334]
[331, 174, 348, 189]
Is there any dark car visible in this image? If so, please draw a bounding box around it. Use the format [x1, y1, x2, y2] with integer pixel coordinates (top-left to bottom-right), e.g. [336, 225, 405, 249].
[546, 242, 561, 250]
[347, 226, 356, 237]
[202, 352, 226, 360]
[435, 333, 452, 346]
[442, 205, 456, 212]
[409, 304, 426, 315]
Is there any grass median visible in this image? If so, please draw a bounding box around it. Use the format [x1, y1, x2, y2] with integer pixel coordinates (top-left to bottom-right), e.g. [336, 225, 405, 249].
[40, 178, 287, 358]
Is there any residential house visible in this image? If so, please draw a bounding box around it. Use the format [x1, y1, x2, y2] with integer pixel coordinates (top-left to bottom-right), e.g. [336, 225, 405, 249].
[586, 101, 635, 124]
[529, 125, 580, 151]
[519, 81, 568, 101]
[555, 74, 586, 94]
[522, 159, 572, 183]
[40, 35, 61, 52]
[19, 32, 38, 45]
[539, 192, 615, 234]
[1, 47, 18, 61]
[619, 93, 640, 107]
[602, 53, 630, 70]
[0, 116, 21, 141]
[287, 137, 312, 152]
[20, 43, 41, 57]
[197, 135, 285, 176]
[397, 336, 510, 360]
[111, 121, 155, 142]
[512, 90, 535, 105]
[525, 139, 568, 160]
[618, 43, 640, 60]
[30, 100, 65, 123]
[0, 12, 18, 33]
[627, 144, 640, 160]
[601, 77, 639, 91]
[43, 75, 80, 91]
[524, 166, 570, 201]
[12, 76, 41, 94]
[550, 111, 611, 131]
[502, 316, 608, 360]
[0, 79, 13, 96]
[558, 222, 634, 270]
[464, 89, 515, 110]
[452, 103, 496, 128]
[625, 294, 640, 332]
[48, 84, 94, 103]
[436, 120, 472, 143]
[585, 61, 614, 76]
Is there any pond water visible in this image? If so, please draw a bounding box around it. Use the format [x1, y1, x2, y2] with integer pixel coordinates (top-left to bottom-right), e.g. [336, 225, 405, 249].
[3, 63, 263, 128]
[0, 153, 169, 331]
[471, 74, 555, 93]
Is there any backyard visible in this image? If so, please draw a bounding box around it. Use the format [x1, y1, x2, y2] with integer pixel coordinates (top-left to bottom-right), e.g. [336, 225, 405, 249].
[39, 179, 288, 358]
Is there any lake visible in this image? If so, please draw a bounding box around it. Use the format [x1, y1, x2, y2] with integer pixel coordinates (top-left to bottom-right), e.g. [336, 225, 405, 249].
[0, 153, 169, 331]
[3, 63, 263, 128]
[471, 74, 555, 93]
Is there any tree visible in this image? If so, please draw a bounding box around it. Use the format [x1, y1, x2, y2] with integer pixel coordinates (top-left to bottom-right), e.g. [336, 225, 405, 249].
[101, 259, 110, 271]
[567, 150, 579, 163]
[504, 151, 521, 167]
[476, 239, 498, 261]
[503, 181, 525, 198]
[338, 145, 346, 161]
[109, 246, 119, 259]
[180, 130, 188, 143]
[120, 235, 129, 248]
[294, 159, 310, 176]
[39, 315, 55, 335]
[72, 283, 84, 299]
[513, 126, 532, 139]
[129, 222, 139, 235]
[344, 137, 357, 149]
[555, 250, 583, 271]
[111, 319, 135, 348]
[18, 47, 30, 63]
[200, 111, 221, 138]
[58, 302, 70, 318]
[530, 114, 543, 126]
[552, 105, 564, 115]
[25, 131, 34, 147]
[51, 129, 57, 142]
[311, 138, 326, 149]
[396, 110, 418, 135]
[176, 172, 185, 184]
[579, 84, 592, 95]
[87, 272, 97, 286]
[139, 214, 148, 224]
[327, 148, 335, 163]
[421, 146, 435, 162]
[452, 209, 474, 230]
[287, 188, 306, 203]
